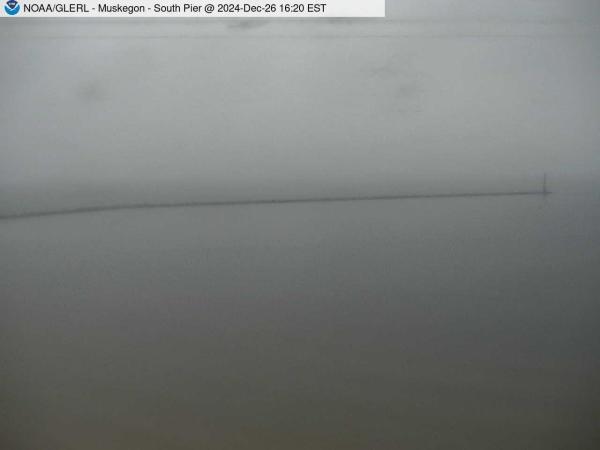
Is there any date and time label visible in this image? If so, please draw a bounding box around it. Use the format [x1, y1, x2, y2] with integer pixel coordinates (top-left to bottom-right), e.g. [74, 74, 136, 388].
[2, 0, 385, 17]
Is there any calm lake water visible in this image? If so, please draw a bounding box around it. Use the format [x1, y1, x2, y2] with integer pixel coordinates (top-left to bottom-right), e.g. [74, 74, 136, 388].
[1, 193, 599, 449]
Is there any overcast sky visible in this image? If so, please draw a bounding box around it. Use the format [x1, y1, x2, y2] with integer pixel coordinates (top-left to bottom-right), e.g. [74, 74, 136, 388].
[1, 0, 599, 214]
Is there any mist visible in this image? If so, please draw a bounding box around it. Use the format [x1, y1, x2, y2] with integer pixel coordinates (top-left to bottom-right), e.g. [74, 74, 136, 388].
[1, 2, 600, 449]
[1, 1, 600, 215]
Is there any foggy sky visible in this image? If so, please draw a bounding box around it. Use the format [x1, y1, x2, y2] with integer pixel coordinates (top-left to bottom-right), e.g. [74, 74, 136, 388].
[1, 0, 599, 215]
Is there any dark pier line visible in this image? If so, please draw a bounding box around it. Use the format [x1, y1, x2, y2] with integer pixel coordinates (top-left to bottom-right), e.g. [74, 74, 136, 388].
[0, 190, 550, 221]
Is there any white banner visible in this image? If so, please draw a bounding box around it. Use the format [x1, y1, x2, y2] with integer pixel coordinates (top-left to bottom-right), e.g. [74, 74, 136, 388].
[2, 0, 385, 17]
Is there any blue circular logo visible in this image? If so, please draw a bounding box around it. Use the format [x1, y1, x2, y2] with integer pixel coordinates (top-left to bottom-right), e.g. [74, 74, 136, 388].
[5, 0, 20, 15]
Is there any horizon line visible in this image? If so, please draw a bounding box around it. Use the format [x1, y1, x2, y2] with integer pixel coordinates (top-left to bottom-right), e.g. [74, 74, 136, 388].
[0, 190, 550, 221]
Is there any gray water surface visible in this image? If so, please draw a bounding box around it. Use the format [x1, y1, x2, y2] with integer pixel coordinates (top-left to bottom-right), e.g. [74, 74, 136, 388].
[1, 193, 599, 449]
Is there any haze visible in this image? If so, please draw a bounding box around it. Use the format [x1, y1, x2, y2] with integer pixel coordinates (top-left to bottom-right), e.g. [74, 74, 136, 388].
[1, 0, 599, 215]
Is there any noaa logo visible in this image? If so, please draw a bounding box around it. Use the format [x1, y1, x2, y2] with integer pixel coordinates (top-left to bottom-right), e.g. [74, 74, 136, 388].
[4, 0, 20, 15]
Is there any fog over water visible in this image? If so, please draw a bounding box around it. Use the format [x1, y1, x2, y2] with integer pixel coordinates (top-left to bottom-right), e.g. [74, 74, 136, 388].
[1, 1, 600, 214]
[1, 1, 600, 449]
[2, 194, 600, 449]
